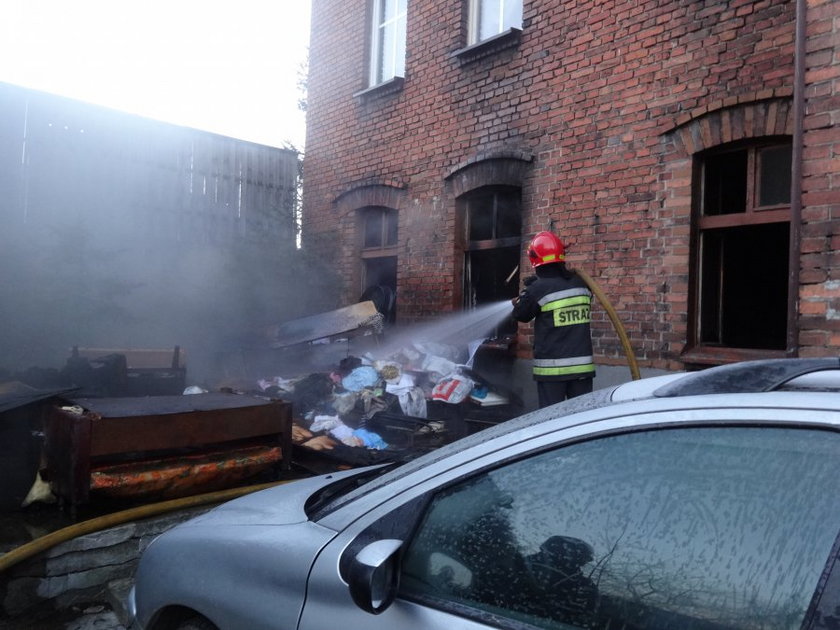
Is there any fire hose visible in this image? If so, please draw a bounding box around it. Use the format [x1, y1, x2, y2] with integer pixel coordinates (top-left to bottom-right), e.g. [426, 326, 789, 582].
[576, 268, 641, 381]
[0, 480, 292, 574]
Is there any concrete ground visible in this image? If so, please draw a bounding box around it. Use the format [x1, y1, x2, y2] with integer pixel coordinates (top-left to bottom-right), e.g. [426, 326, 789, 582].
[0, 606, 126, 630]
[513, 360, 670, 412]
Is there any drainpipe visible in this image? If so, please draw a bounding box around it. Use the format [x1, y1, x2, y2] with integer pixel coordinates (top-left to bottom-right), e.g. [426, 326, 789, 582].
[788, 0, 806, 355]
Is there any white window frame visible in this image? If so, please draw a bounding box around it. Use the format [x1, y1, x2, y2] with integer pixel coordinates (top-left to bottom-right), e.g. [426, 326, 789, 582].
[468, 0, 522, 45]
[369, 0, 407, 87]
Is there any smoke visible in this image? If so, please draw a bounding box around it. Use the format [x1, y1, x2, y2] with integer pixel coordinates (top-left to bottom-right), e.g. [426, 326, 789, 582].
[0, 195, 340, 387]
[369, 300, 515, 363]
[0, 86, 346, 387]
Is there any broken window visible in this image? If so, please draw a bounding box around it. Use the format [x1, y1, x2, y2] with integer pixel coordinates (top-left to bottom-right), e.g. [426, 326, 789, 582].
[369, 0, 407, 87]
[461, 186, 521, 335]
[691, 141, 792, 354]
[468, 0, 522, 44]
[360, 207, 398, 323]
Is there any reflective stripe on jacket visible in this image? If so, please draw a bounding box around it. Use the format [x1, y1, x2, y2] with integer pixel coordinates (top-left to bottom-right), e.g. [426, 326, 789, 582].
[512, 270, 595, 382]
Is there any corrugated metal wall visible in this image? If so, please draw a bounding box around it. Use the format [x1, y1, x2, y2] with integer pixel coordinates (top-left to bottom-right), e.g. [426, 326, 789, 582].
[0, 81, 298, 247]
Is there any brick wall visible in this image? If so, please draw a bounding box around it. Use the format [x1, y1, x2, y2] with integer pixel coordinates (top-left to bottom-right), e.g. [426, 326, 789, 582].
[798, 0, 840, 355]
[303, 0, 838, 368]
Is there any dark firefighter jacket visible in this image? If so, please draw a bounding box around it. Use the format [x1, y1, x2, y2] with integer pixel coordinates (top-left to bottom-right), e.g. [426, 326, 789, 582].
[512, 266, 595, 381]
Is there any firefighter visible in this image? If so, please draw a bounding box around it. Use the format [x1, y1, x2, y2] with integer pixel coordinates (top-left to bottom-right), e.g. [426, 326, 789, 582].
[512, 231, 595, 408]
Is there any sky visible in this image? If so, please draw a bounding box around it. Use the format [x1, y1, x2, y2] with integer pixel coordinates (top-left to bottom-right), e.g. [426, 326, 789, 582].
[0, 0, 311, 149]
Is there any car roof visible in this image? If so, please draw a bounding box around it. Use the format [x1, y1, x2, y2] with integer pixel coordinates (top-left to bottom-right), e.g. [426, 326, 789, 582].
[611, 357, 840, 401]
[315, 359, 840, 520]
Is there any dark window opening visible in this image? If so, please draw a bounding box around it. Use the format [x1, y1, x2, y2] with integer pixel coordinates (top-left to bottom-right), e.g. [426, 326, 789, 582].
[363, 206, 398, 249]
[361, 256, 397, 324]
[461, 187, 522, 337]
[758, 145, 792, 208]
[465, 247, 520, 305]
[359, 206, 398, 323]
[691, 140, 792, 357]
[699, 223, 789, 349]
[702, 149, 747, 216]
[466, 187, 522, 242]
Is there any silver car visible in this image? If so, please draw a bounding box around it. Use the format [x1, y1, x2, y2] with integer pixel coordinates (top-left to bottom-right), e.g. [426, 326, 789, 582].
[129, 358, 840, 630]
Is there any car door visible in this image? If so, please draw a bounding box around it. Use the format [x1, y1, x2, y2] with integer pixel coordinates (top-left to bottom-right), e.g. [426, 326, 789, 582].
[299, 408, 840, 630]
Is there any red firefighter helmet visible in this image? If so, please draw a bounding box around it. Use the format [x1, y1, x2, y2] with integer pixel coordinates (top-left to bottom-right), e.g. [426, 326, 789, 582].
[527, 231, 565, 268]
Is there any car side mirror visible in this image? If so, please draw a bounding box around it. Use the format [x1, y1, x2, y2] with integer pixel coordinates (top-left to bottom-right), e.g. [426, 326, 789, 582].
[347, 539, 403, 614]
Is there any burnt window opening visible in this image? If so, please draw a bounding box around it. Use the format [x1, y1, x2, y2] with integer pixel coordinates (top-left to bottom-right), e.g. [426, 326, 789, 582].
[692, 141, 792, 354]
[466, 186, 522, 242]
[758, 145, 793, 208]
[461, 186, 522, 337]
[361, 257, 397, 324]
[360, 206, 398, 323]
[700, 223, 789, 349]
[363, 206, 398, 249]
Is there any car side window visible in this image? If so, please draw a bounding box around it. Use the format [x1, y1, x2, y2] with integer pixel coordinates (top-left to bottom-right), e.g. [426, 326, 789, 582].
[400, 427, 840, 630]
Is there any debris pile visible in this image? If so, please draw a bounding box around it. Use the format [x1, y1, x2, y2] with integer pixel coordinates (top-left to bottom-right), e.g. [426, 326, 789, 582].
[248, 339, 521, 468]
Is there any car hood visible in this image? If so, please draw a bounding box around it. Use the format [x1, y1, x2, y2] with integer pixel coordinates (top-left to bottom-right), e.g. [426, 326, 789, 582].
[183, 467, 375, 527]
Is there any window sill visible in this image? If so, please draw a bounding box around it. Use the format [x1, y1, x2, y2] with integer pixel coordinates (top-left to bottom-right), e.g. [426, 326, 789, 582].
[354, 77, 405, 101]
[680, 345, 792, 368]
[452, 28, 522, 65]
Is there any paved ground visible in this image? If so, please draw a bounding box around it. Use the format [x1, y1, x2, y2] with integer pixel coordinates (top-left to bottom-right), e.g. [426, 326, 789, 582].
[1, 604, 126, 630]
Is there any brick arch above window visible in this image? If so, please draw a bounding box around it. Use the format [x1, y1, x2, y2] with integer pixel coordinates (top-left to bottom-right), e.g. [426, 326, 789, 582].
[332, 181, 408, 216]
[445, 151, 533, 198]
[664, 91, 794, 155]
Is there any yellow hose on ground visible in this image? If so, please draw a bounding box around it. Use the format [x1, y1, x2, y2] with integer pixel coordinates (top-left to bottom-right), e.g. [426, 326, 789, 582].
[575, 268, 641, 381]
[0, 480, 293, 574]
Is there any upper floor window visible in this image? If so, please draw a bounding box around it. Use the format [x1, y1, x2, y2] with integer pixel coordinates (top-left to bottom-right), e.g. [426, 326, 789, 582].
[370, 0, 407, 86]
[690, 140, 792, 355]
[468, 0, 522, 44]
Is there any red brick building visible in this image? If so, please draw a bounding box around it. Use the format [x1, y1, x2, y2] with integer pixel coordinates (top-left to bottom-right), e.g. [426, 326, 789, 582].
[302, 0, 839, 372]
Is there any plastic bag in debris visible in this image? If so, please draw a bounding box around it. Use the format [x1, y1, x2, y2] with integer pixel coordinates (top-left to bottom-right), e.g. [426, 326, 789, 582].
[310, 414, 342, 433]
[422, 355, 459, 382]
[400, 387, 428, 418]
[257, 376, 296, 393]
[383, 372, 426, 417]
[414, 342, 463, 363]
[465, 338, 484, 368]
[327, 423, 359, 446]
[342, 366, 380, 391]
[332, 391, 358, 416]
[357, 389, 390, 419]
[352, 428, 388, 450]
[385, 372, 414, 394]
[431, 374, 475, 404]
